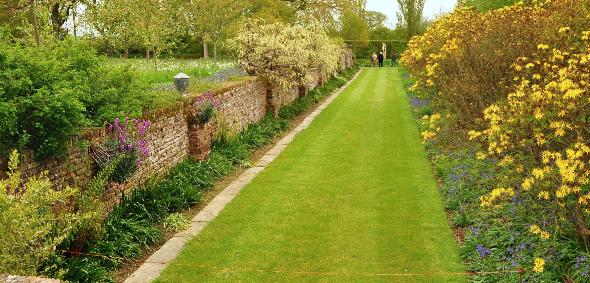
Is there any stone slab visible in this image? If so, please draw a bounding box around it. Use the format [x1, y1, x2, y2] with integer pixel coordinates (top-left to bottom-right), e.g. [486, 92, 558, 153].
[124, 263, 167, 283]
[145, 236, 189, 264]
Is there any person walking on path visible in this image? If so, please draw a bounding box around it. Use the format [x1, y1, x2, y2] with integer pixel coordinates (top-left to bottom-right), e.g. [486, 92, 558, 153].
[378, 52, 384, 68]
[371, 52, 378, 67]
[391, 50, 398, 67]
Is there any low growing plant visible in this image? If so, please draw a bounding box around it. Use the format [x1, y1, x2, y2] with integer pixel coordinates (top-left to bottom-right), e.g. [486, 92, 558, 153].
[163, 213, 190, 233]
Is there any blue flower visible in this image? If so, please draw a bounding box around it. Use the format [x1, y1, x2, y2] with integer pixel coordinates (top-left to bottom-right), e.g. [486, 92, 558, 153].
[477, 245, 492, 258]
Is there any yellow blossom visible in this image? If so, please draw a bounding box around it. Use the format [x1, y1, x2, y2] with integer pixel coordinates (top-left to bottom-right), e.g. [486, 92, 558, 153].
[533, 258, 545, 273]
[532, 168, 545, 179]
[476, 152, 487, 160]
[530, 224, 541, 234]
[538, 191, 550, 200]
[468, 130, 482, 141]
[522, 178, 534, 190]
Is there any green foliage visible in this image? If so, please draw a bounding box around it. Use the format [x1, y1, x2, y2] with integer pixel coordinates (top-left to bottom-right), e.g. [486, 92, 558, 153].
[109, 152, 138, 183]
[459, 0, 521, 11]
[0, 151, 81, 276]
[229, 20, 343, 90]
[0, 38, 149, 160]
[163, 213, 190, 232]
[196, 103, 216, 124]
[396, 0, 426, 40]
[340, 10, 369, 53]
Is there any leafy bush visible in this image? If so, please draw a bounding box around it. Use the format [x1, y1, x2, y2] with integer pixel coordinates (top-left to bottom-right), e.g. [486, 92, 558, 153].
[0, 151, 81, 276]
[401, 0, 589, 132]
[470, 28, 590, 247]
[0, 37, 151, 160]
[163, 213, 190, 232]
[191, 91, 221, 125]
[229, 20, 343, 90]
[399, 2, 590, 274]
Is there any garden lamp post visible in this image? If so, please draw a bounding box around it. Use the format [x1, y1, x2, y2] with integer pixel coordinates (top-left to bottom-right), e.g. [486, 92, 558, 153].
[174, 73, 190, 94]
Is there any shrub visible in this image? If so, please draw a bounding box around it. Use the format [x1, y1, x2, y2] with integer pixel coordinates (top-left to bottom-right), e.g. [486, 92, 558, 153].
[0, 38, 151, 160]
[191, 91, 221, 124]
[471, 29, 590, 245]
[401, 0, 589, 132]
[0, 151, 81, 275]
[91, 118, 152, 184]
[163, 213, 190, 232]
[228, 20, 343, 90]
[400, 0, 590, 277]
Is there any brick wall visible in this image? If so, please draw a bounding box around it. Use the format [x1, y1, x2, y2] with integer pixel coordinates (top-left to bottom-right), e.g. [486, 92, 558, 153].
[5, 50, 354, 197]
[216, 78, 267, 133]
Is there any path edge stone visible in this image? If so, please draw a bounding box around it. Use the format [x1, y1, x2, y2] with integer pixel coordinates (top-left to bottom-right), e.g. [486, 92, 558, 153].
[124, 69, 363, 283]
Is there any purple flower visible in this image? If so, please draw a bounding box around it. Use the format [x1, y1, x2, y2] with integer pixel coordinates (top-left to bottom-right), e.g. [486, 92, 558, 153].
[477, 245, 492, 258]
[105, 116, 152, 165]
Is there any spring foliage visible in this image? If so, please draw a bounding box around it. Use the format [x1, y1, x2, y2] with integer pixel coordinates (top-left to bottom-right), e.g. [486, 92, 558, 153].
[229, 20, 342, 90]
[0, 151, 80, 275]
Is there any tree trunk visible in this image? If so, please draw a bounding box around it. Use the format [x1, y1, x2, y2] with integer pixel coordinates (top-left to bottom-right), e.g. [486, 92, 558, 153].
[50, 3, 68, 38]
[213, 43, 217, 60]
[72, 6, 77, 38]
[145, 48, 150, 60]
[203, 42, 209, 59]
[125, 48, 129, 59]
[153, 47, 158, 70]
[29, 0, 41, 46]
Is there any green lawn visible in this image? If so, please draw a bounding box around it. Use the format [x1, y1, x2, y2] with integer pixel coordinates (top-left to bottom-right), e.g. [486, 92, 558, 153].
[103, 58, 233, 85]
[155, 68, 465, 282]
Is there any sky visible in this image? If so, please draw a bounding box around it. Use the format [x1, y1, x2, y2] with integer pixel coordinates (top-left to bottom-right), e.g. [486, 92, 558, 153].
[366, 0, 458, 28]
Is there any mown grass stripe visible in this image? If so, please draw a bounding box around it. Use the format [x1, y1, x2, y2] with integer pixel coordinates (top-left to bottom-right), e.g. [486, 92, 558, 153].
[156, 68, 465, 283]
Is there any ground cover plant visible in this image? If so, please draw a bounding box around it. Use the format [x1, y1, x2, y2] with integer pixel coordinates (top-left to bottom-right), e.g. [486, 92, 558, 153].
[401, 0, 590, 281]
[35, 67, 358, 283]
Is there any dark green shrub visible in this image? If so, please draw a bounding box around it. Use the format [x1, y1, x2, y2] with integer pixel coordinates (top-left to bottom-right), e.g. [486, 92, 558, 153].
[0, 38, 148, 160]
[196, 102, 216, 124]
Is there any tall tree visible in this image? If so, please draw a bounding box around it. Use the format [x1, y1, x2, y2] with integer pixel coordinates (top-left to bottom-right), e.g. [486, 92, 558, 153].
[396, 0, 425, 40]
[86, 0, 141, 58]
[365, 10, 387, 31]
[49, 0, 76, 38]
[186, 0, 246, 59]
[340, 9, 368, 53]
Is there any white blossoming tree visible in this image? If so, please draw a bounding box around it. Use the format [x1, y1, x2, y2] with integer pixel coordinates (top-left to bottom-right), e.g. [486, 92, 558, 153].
[229, 20, 343, 90]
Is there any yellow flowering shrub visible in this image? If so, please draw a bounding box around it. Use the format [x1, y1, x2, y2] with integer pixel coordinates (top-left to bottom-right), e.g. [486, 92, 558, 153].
[401, 0, 589, 131]
[420, 113, 442, 143]
[473, 29, 590, 242]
